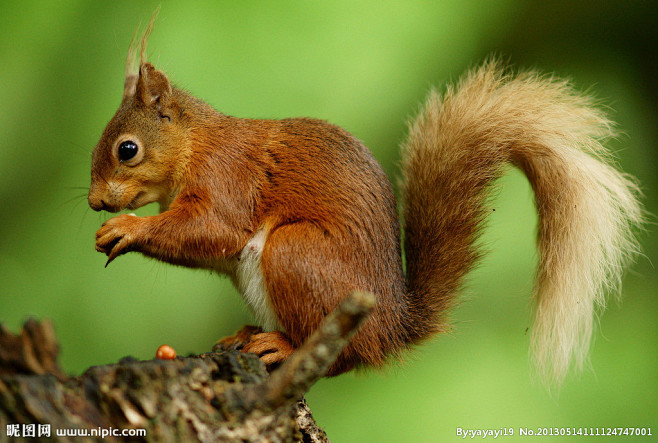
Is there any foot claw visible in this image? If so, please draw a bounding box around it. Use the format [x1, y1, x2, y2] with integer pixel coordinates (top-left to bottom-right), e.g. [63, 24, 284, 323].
[214, 325, 263, 351]
[214, 326, 295, 371]
[242, 331, 295, 371]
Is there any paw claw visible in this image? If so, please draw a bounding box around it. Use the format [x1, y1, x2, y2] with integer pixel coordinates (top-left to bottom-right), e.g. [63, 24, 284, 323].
[242, 331, 295, 370]
[214, 325, 263, 351]
[215, 327, 295, 371]
[94, 214, 143, 265]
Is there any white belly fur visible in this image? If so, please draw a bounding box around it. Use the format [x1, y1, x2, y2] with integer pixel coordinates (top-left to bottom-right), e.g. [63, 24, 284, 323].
[231, 229, 282, 332]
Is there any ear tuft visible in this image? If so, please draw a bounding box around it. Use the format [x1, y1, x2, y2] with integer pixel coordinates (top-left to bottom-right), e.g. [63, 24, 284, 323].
[139, 6, 159, 66]
[123, 6, 160, 100]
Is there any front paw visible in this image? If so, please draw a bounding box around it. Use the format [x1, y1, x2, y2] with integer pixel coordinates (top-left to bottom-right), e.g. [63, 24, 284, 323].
[95, 214, 145, 266]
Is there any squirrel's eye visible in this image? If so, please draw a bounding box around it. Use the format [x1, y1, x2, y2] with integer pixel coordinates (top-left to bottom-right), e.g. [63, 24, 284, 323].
[118, 140, 138, 162]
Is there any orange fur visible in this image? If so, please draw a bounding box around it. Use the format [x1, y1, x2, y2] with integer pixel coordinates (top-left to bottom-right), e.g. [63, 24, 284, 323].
[401, 61, 643, 384]
[89, 24, 642, 383]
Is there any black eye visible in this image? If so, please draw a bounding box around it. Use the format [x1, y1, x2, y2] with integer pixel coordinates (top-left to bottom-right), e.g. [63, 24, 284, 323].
[118, 140, 138, 162]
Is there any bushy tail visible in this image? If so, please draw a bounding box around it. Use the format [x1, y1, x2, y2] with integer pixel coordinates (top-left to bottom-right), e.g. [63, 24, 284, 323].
[400, 60, 643, 385]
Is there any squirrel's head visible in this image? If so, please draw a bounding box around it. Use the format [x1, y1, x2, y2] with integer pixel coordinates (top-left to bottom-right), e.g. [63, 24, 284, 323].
[89, 10, 185, 213]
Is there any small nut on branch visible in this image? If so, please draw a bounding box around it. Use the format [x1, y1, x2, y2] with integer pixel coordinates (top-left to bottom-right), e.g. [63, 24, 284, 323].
[156, 344, 177, 360]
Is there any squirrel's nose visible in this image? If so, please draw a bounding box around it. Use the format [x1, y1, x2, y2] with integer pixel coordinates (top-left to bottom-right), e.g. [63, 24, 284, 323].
[88, 196, 107, 212]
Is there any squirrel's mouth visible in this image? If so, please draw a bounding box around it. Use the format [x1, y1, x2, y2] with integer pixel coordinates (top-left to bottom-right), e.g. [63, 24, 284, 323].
[126, 191, 147, 210]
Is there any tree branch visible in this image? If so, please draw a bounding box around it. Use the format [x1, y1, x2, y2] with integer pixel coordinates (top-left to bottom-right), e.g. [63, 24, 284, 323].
[0, 292, 375, 442]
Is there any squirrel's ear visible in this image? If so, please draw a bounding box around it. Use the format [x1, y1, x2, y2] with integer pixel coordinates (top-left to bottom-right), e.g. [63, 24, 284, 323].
[136, 63, 172, 106]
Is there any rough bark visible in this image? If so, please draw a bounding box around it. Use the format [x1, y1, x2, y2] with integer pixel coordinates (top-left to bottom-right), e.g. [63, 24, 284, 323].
[0, 292, 375, 442]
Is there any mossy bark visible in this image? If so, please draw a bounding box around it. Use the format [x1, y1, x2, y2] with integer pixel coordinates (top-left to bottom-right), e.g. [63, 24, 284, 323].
[0, 292, 375, 442]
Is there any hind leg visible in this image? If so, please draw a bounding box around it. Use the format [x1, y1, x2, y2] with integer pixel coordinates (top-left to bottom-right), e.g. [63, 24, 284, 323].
[260, 222, 401, 375]
[218, 221, 405, 375]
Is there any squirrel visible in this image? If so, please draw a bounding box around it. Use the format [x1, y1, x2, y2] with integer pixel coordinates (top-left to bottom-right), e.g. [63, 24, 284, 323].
[88, 17, 643, 385]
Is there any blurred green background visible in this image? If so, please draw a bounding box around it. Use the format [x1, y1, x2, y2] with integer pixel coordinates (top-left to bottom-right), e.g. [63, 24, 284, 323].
[1, 1, 656, 441]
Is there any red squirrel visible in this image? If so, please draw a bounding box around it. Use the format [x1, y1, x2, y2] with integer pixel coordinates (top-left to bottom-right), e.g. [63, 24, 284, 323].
[89, 18, 643, 384]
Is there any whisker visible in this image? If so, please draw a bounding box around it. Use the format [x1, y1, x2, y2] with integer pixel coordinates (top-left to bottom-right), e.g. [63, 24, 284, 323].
[77, 205, 94, 236]
[65, 139, 93, 156]
[60, 193, 88, 210]
[71, 195, 90, 214]
[66, 186, 91, 191]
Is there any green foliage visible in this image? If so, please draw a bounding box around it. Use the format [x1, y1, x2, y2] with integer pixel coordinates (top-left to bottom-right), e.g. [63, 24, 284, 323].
[1, 1, 655, 441]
